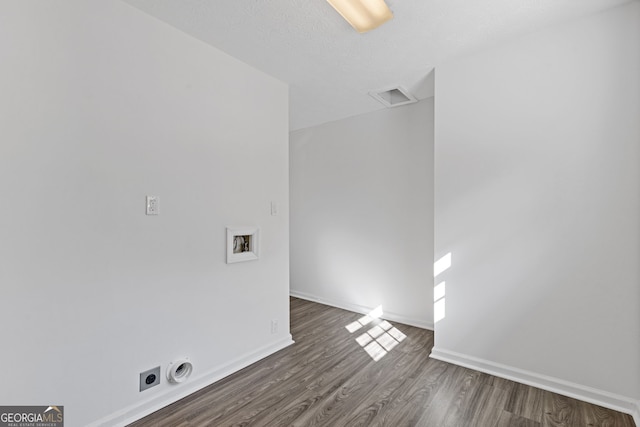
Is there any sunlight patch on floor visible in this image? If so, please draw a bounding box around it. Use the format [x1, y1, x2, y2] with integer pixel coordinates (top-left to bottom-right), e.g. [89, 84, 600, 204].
[346, 307, 406, 361]
[345, 305, 383, 333]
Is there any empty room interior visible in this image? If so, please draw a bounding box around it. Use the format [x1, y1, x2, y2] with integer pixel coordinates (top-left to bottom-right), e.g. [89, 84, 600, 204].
[1, 0, 639, 426]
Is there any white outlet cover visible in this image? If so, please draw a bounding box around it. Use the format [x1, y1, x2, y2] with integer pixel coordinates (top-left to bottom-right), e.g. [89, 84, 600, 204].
[146, 196, 158, 215]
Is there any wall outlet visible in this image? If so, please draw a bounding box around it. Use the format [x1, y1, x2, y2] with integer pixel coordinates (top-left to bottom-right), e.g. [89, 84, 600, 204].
[146, 196, 158, 215]
[271, 320, 278, 334]
[140, 366, 160, 391]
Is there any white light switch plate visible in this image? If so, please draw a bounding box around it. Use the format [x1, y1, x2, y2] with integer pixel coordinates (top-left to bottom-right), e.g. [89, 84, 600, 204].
[270, 202, 278, 216]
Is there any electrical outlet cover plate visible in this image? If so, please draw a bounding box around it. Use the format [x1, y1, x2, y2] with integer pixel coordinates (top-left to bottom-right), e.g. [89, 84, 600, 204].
[140, 366, 161, 392]
[146, 196, 158, 215]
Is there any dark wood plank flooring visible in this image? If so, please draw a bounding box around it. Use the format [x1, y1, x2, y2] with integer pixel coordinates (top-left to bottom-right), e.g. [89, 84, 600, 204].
[129, 297, 635, 427]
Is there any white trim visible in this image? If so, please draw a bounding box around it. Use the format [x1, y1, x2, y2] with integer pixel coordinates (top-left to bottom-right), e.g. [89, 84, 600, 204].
[90, 336, 294, 427]
[290, 289, 433, 330]
[430, 347, 639, 422]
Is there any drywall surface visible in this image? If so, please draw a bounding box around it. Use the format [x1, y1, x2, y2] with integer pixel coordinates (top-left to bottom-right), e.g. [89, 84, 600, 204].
[0, 1, 290, 426]
[290, 100, 434, 329]
[433, 0, 639, 412]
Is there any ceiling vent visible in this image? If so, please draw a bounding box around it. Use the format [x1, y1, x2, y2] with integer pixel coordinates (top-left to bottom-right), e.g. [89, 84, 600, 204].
[369, 87, 418, 108]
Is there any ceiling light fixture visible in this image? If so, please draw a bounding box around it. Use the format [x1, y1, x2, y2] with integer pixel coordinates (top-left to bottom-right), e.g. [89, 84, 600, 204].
[327, 0, 394, 33]
[370, 87, 417, 108]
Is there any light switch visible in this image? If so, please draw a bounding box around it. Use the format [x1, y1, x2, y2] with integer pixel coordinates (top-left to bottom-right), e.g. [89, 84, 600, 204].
[146, 196, 158, 215]
[271, 202, 278, 216]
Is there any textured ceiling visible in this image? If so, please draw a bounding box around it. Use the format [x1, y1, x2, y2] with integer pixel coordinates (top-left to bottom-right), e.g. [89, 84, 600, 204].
[123, 0, 632, 131]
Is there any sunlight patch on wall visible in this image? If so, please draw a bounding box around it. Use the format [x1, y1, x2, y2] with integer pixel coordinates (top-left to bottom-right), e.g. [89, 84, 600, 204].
[433, 252, 452, 324]
[434, 283, 446, 323]
[434, 281, 446, 301]
[434, 252, 451, 278]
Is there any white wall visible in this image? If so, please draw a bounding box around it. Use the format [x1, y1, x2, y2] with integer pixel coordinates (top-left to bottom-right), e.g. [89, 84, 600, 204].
[0, 1, 290, 426]
[432, 1, 640, 418]
[290, 100, 434, 329]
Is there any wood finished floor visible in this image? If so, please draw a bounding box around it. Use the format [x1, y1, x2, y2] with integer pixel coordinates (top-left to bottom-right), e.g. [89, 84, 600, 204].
[129, 298, 635, 427]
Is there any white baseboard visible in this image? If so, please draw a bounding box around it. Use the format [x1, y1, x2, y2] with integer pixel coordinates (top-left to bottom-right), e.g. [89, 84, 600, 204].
[430, 347, 639, 424]
[90, 336, 295, 427]
[290, 289, 433, 330]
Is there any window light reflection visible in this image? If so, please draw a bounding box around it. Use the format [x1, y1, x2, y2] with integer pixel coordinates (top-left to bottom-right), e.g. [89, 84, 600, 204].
[348, 307, 406, 361]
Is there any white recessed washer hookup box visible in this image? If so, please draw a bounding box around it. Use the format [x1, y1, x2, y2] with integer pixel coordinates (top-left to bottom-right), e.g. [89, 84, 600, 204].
[226, 227, 260, 264]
